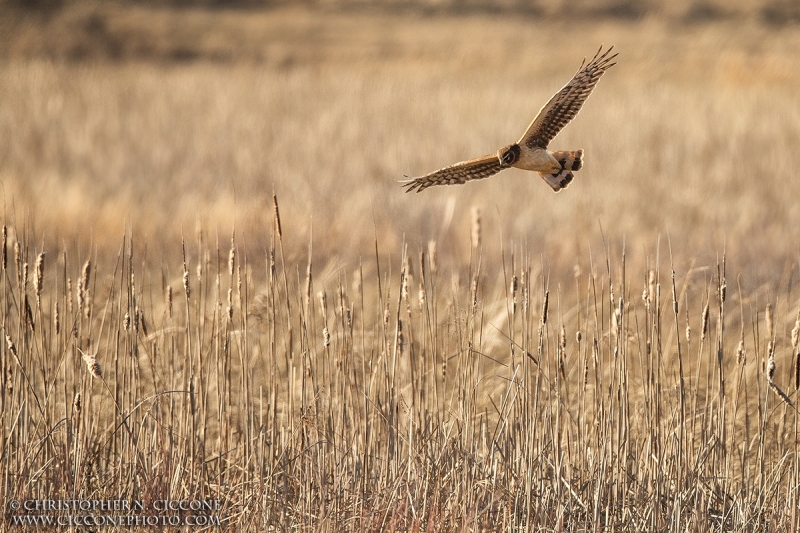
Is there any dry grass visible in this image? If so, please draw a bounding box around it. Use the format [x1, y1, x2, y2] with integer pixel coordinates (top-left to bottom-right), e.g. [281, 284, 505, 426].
[2, 3, 800, 531]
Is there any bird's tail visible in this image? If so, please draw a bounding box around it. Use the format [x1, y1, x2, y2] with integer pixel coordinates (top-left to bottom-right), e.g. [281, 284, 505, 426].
[539, 149, 583, 192]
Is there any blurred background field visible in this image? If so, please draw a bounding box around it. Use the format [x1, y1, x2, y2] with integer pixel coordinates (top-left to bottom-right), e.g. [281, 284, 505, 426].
[2, 0, 800, 286]
[2, 1, 800, 530]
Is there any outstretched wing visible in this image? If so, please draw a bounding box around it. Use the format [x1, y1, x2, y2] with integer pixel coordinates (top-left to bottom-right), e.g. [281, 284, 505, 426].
[402, 154, 504, 193]
[519, 46, 617, 149]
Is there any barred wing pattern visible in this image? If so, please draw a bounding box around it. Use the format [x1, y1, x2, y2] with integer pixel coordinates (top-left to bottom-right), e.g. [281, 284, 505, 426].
[520, 46, 617, 149]
[402, 154, 503, 193]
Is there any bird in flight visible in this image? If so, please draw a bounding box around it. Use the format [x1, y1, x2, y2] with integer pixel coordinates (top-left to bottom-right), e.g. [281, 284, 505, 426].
[402, 46, 617, 193]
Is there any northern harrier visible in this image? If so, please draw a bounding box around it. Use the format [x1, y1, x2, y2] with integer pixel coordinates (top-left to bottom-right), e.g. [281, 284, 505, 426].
[403, 46, 617, 193]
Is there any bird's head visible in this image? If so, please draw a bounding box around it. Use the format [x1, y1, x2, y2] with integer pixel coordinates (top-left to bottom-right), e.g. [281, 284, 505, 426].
[498, 144, 520, 167]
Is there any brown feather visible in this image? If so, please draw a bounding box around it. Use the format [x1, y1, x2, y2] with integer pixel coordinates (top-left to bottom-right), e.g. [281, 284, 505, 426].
[520, 46, 617, 149]
[403, 154, 504, 193]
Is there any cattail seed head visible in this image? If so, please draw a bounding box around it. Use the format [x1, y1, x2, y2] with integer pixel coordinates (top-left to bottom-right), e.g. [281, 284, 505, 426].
[269, 247, 276, 284]
[5, 334, 17, 357]
[304, 263, 312, 314]
[323, 326, 330, 348]
[559, 324, 567, 352]
[766, 352, 776, 382]
[67, 278, 73, 314]
[470, 206, 481, 250]
[54, 301, 60, 335]
[1, 225, 6, 271]
[685, 325, 691, 344]
[583, 359, 589, 387]
[272, 194, 282, 238]
[471, 277, 478, 310]
[182, 270, 190, 300]
[317, 290, 328, 321]
[701, 304, 709, 340]
[14, 240, 21, 282]
[80, 260, 91, 317]
[123, 312, 131, 331]
[397, 318, 404, 353]
[227, 288, 234, 320]
[795, 349, 800, 390]
[671, 271, 678, 316]
[736, 338, 745, 365]
[81, 351, 102, 379]
[576, 331, 582, 343]
[80, 260, 91, 294]
[34, 253, 44, 304]
[766, 304, 774, 339]
[73, 392, 82, 416]
[228, 240, 236, 278]
[540, 290, 549, 326]
[427, 241, 437, 275]
[522, 271, 529, 315]
[511, 275, 518, 314]
[166, 285, 173, 319]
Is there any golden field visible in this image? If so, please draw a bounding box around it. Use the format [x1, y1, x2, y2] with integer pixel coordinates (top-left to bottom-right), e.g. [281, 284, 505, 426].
[2, 2, 800, 531]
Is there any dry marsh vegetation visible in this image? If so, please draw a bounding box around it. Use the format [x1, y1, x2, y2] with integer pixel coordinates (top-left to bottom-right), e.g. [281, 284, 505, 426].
[2, 3, 800, 531]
